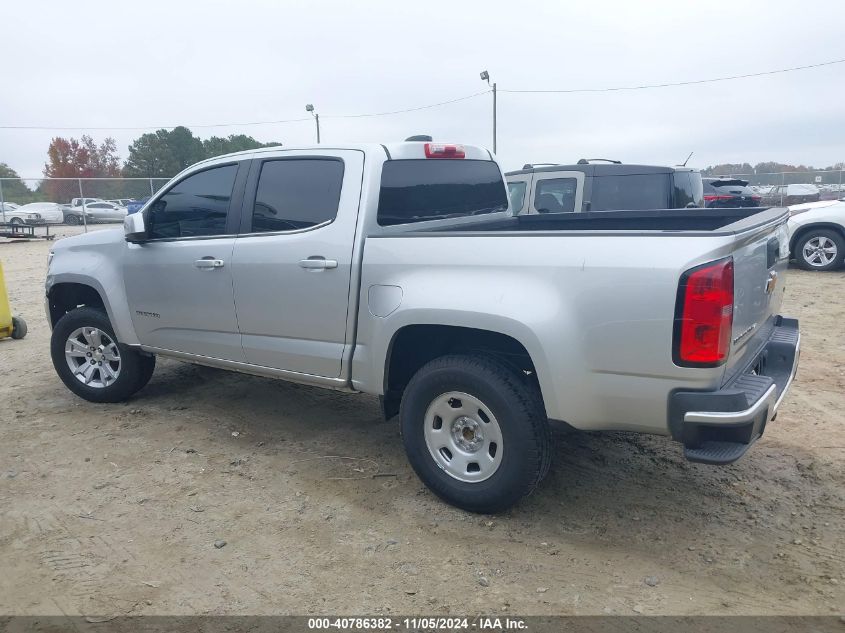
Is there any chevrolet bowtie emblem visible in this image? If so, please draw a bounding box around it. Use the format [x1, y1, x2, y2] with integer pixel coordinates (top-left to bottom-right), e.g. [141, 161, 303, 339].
[766, 271, 778, 294]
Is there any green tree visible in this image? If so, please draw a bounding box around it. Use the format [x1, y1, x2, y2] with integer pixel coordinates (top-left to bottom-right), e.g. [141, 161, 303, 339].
[0, 163, 39, 205]
[123, 126, 205, 178]
[202, 134, 281, 159]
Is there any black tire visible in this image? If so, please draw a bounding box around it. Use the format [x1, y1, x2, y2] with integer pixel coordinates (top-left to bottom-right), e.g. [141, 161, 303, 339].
[65, 214, 80, 225]
[50, 307, 155, 403]
[400, 354, 551, 513]
[794, 229, 845, 271]
[11, 316, 27, 339]
[9, 217, 24, 225]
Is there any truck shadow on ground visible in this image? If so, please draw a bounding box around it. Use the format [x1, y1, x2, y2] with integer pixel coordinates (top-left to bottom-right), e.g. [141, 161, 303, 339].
[132, 358, 838, 552]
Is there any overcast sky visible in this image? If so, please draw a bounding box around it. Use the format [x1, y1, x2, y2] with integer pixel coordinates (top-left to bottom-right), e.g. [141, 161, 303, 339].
[1, 0, 844, 179]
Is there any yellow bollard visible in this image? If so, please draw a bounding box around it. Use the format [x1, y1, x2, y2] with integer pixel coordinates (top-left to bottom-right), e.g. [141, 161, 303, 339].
[0, 261, 27, 340]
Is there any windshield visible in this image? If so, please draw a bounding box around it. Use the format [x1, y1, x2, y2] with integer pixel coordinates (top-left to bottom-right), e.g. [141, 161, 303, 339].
[378, 159, 508, 226]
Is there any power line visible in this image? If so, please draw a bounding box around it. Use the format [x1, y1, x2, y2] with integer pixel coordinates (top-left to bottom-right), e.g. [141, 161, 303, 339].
[0, 116, 311, 132]
[324, 90, 491, 118]
[0, 56, 841, 131]
[0, 91, 491, 131]
[499, 57, 845, 93]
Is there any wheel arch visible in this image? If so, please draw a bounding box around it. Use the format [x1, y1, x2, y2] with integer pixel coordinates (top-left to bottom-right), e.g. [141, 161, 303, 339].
[47, 282, 106, 327]
[380, 323, 546, 420]
[789, 222, 845, 255]
[46, 275, 140, 345]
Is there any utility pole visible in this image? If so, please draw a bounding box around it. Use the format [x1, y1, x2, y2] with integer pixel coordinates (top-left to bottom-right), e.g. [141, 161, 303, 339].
[305, 104, 320, 144]
[480, 71, 497, 153]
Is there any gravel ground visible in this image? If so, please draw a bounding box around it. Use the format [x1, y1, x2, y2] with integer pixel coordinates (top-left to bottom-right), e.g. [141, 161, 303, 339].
[0, 225, 842, 616]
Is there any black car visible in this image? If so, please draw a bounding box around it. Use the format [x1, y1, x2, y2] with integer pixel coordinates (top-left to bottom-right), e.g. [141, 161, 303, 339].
[506, 160, 704, 215]
[703, 178, 761, 208]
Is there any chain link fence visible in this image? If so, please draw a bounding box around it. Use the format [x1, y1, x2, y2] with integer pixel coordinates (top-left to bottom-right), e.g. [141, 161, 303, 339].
[708, 170, 845, 206]
[0, 177, 171, 231]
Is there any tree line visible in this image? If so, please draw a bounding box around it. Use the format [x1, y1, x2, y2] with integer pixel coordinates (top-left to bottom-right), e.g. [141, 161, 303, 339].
[0, 126, 280, 204]
[702, 161, 845, 185]
[3, 134, 844, 205]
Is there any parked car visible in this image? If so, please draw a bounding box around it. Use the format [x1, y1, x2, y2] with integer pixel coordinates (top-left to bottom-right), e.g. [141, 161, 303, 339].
[1, 202, 21, 222]
[70, 197, 104, 208]
[703, 178, 761, 208]
[761, 184, 821, 206]
[61, 204, 90, 225]
[787, 199, 845, 271]
[46, 141, 798, 512]
[1, 202, 28, 224]
[107, 198, 135, 207]
[506, 160, 704, 214]
[126, 197, 150, 215]
[81, 201, 127, 223]
[5, 202, 64, 225]
[17, 202, 64, 224]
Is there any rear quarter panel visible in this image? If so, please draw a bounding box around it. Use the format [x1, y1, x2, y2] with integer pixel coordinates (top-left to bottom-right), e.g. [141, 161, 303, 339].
[354, 230, 750, 434]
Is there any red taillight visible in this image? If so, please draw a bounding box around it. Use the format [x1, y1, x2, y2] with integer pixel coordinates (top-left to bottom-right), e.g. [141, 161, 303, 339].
[424, 143, 465, 159]
[674, 258, 734, 366]
[703, 194, 735, 202]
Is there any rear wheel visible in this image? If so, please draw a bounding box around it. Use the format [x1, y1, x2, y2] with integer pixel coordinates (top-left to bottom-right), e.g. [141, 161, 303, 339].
[9, 217, 24, 225]
[400, 354, 551, 513]
[50, 307, 155, 403]
[795, 229, 845, 271]
[65, 214, 80, 225]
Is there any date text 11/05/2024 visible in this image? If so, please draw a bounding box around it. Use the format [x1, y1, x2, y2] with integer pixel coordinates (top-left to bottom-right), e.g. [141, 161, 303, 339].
[307, 617, 528, 630]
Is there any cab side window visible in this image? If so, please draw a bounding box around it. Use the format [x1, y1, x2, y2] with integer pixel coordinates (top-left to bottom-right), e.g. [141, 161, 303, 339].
[147, 164, 238, 239]
[250, 159, 344, 233]
[508, 182, 527, 213]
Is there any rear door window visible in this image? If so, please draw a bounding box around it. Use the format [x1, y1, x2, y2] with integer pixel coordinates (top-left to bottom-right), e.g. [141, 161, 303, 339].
[378, 160, 508, 226]
[590, 174, 671, 211]
[250, 159, 344, 233]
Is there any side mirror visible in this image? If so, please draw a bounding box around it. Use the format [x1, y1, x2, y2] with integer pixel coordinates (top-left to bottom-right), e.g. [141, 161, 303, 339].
[124, 212, 147, 242]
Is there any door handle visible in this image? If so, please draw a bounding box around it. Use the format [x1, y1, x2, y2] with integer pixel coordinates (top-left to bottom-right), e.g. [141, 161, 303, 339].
[194, 258, 225, 269]
[299, 256, 338, 270]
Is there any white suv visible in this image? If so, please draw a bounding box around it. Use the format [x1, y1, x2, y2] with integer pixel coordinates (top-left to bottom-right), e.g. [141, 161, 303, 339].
[788, 200, 845, 271]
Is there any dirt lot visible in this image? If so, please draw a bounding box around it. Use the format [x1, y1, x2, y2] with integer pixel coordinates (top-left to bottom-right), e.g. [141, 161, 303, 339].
[0, 225, 842, 617]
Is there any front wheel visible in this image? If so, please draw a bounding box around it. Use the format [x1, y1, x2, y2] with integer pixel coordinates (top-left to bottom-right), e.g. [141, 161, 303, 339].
[795, 229, 845, 271]
[50, 307, 155, 403]
[64, 214, 80, 225]
[400, 355, 551, 513]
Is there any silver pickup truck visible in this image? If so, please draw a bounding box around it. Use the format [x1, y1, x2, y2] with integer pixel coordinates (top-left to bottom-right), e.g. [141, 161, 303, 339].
[46, 141, 800, 512]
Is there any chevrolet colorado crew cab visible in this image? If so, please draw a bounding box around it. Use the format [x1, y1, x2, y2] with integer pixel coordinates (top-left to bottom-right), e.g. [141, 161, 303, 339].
[46, 141, 800, 513]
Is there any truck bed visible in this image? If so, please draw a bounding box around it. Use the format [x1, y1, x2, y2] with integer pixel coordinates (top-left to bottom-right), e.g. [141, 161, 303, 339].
[422, 207, 786, 235]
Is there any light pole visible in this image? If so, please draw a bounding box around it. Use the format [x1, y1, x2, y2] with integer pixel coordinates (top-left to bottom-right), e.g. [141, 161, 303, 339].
[480, 70, 497, 154]
[305, 103, 320, 144]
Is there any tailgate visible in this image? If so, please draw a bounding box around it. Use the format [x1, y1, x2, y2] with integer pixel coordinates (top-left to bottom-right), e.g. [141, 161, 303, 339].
[723, 212, 791, 382]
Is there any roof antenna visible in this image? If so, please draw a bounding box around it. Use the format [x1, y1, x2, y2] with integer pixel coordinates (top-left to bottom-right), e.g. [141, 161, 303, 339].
[680, 151, 694, 167]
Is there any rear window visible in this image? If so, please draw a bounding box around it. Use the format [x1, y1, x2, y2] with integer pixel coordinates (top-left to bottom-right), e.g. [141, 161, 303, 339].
[590, 174, 671, 211]
[378, 160, 508, 226]
[707, 179, 754, 196]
